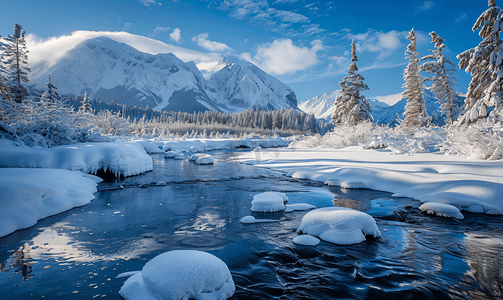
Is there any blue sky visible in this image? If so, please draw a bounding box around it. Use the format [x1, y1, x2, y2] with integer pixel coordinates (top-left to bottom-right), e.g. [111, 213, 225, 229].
[0, 0, 488, 103]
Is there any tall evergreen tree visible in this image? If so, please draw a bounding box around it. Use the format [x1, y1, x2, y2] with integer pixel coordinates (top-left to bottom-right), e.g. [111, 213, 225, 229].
[2, 24, 30, 103]
[78, 91, 93, 114]
[421, 31, 460, 124]
[402, 29, 428, 127]
[457, 0, 503, 124]
[331, 40, 373, 125]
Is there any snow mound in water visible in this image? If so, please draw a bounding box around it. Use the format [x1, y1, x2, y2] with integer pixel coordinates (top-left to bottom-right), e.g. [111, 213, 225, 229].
[250, 192, 288, 212]
[119, 250, 235, 300]
[189, 153, 214, 165]
[240, 216, 279, 224]
[419, 202, 464, 219]
[297, 207, 381, 245]
[285, 203, 315, 212]
[164, 150, 182, 158]
[293, 235, 320, 246]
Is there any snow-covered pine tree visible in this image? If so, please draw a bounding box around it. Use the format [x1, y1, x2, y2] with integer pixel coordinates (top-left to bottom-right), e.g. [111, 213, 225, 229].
[40, 75, 60, 103]
[2, 24, 30, 103]
[331, 40, 373, 125]
[78, 91, 93, 114]
[421, 31, 460, 124]
[457, 0, 503, 124]
[402, 29, 429, 127]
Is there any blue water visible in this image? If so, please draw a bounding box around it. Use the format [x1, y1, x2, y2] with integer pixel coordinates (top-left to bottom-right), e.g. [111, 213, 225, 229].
[1, 150, 502, 299]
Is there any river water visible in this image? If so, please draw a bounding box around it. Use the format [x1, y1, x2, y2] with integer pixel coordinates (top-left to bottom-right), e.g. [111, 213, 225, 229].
[1, 149, 502, 299]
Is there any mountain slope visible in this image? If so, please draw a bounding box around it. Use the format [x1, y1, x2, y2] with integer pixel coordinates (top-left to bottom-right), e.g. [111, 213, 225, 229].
[29, 38, 298, 113]
[207, 57, 298, 112]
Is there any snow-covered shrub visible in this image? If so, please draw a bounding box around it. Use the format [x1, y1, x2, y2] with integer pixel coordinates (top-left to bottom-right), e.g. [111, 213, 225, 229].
[440, 122, 503, 160]
[290, 121, 375, 148]
[93, 109, 130, 135]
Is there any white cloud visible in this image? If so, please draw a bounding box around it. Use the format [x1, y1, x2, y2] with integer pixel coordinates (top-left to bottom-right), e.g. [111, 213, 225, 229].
[245, 38, 324, 75]
[123, 23, 133, 31]
[345, 30, 408, 58]
[139, 0, 162, 7]
[328, 55, 349, 66]
[456, 13, 468, 23]
[25, 30, 221, 72]
[150, 26, 170, 37]
[170, 28, 182, 43]
[416, 1, 433, 11]
[191, 33, 233, 52]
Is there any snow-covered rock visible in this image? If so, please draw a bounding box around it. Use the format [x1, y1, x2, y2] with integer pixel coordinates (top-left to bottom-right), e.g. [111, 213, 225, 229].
[0, 140, 153, 178]
[119, 250, 235, 300]
[0, 168, 101, 237]
[250, 192, 288, 213]
[164, 150, 181, 158]
[297, 207, 381, 245]
[285, 203, 316, 212]
[419, 202, 464, 219]
[189, 153, 214, 165]
[292, 235, 320, 246]
[240, 216, 278, 224]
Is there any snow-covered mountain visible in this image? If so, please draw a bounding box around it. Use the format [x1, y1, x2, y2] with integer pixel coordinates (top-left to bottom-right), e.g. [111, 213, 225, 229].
[207, 57, 297, 112]
[29, 37, 218, 113]
[300, 88, 465, 126]
[299, 90, 389, 121]
[29, 37, 298, 113]
[298, 91, 339, 120]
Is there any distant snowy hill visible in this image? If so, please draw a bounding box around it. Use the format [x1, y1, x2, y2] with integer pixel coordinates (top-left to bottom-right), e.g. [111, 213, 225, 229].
[207, 57, 297, 112]
[29, 37, 298, 113]
[299, 90, 389, 121]
[300, 89, 464, 125]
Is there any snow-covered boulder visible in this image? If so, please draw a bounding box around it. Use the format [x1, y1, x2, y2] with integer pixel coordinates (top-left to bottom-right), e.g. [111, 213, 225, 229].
[164, 150, 181, 158]
[189, 153, 214, 165]
[419, 202, 464, 219]
[293, 235, 320, 246]
[119, 250, 235, 300]
[297, 207, 381, 245]
[240, 216, 278, 224]
[285, 203, 315, 212]
[250, 192, 288, 213]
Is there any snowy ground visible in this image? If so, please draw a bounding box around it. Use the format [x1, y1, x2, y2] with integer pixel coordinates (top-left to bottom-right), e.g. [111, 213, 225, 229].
[236, 146, 503, 216]
[0, 168, 101, 237]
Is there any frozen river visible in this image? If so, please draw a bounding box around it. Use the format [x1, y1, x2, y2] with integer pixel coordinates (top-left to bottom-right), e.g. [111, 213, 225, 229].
[1, 149, 502, 299]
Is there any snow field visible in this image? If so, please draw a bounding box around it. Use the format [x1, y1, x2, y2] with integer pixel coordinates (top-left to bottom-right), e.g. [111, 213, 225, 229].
[119, 250, 235, 300]
[297, 207, 381, 245]
[0, 140, 153, 178]
[0, 168, 101, 237]
[237, 147, 503, 216]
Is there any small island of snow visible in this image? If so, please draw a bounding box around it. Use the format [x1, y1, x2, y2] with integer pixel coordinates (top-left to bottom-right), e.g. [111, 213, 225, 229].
[250, 192, 288, 213]
[419, 202, 464, 219]
[297, 207, 381, 245]
[119, 250, 235, 300]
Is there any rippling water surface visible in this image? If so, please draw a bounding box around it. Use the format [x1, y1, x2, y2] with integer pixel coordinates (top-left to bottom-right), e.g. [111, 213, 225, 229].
[1, 149, 502, 299]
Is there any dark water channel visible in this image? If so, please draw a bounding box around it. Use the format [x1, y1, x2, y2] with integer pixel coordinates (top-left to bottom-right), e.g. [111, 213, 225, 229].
[1, 149, 503, 299]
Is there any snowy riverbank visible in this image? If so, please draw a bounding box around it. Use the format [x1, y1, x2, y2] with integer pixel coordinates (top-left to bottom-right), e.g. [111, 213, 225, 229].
[0, 168, 101, 237]
[236, 146, 503, 215]
[0, 140, 153, 177]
